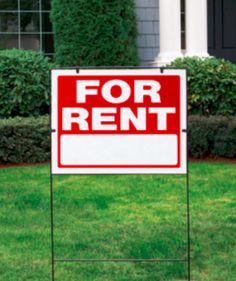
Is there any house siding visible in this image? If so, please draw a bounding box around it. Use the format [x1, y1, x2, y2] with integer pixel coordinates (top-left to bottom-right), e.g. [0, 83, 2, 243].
[135, 0, 160, 66]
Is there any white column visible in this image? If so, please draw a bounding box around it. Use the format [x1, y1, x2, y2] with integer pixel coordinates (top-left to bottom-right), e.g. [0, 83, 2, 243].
[185, 0, 209, 57]
[155, 0, 183, 66]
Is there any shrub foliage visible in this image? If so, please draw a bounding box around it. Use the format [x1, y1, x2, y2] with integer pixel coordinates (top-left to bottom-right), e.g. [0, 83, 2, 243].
[189, 115, 236, 158]
[0, 49, 51, 118]
[51, 0, 139, 66]
[0, 116, 50, 164]
[0, 115, 236, 164]
[170, 57, 236, 116]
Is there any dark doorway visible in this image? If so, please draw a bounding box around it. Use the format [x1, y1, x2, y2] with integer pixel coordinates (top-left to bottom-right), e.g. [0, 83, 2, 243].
[208, 0, 236, 63]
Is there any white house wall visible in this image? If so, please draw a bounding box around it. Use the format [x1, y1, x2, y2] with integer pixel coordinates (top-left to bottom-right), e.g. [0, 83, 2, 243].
[135, 0, 209, 66]
[135, 0, 160, 66]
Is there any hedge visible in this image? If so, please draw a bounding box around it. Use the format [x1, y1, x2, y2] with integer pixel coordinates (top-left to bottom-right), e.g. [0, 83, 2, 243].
[0, 115, 236, 164]
[51, 0, 139, 66]
[0, 116, 50, 164]
[189, 115, 236, 158]
[169, 57, 236, 116]
[0, 49, 52, 118]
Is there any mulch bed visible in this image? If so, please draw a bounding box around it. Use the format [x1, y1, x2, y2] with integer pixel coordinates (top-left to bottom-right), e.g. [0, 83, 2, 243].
[0, 158, 236, 169]
[0, 161, 50, 169]
[189, 157, 236, 164]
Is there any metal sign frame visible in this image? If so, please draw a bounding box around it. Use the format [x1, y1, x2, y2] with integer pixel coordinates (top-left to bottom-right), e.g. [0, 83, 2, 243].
[49, 67, 191, 281]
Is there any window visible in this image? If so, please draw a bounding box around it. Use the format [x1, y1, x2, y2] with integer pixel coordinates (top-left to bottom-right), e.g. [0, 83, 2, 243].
[0, 0, 53, 58]
[181, 0, 186, 50]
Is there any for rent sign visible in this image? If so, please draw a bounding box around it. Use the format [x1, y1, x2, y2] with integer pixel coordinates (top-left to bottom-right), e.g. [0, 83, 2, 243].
[51, 69, 187, 174]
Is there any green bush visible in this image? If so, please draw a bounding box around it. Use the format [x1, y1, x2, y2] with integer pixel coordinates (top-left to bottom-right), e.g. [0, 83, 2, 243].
[51, 0, 139, 66]
[0, 49, 52, 118]
[0, 116, 50, 164]
[169, 57, 236, 116]
[0, 115, 235, 164]
[189, 115, 236, 158]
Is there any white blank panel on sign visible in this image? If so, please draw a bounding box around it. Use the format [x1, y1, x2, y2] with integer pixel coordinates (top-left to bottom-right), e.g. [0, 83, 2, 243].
[60, 135, 178, 166]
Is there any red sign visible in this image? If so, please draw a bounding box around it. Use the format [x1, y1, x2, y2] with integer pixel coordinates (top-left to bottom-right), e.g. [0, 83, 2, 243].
[51, 69, 187, 174]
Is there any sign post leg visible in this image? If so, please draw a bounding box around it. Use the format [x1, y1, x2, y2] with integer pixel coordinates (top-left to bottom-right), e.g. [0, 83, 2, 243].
[186, 124, 191, 281]
[186, 171, 191, 281]
[50, 171, 55, 281]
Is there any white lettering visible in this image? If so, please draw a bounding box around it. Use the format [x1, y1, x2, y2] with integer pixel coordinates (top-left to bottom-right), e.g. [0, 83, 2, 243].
[135, 80, 161, 103]
[63, 108, 89, 130]
[102, 80, 131, 103]
[149, 107, 176, 130]
[92, 108, 117, 130]
[76, 80, 99, 103]
[121, 108, 146, 130]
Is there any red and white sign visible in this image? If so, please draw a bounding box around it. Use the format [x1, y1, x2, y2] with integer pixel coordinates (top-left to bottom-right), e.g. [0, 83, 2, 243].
[51, 69, 187, 174]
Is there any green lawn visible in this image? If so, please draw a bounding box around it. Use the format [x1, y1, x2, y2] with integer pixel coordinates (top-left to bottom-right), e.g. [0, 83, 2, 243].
[0, 163, 235, 281]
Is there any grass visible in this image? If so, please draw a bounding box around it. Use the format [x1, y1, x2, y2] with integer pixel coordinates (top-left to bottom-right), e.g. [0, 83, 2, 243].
[0, 163, 235, 280]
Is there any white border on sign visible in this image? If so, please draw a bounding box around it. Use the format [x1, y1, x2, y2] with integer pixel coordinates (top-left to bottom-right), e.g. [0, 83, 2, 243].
[51, 68, 187, 174]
